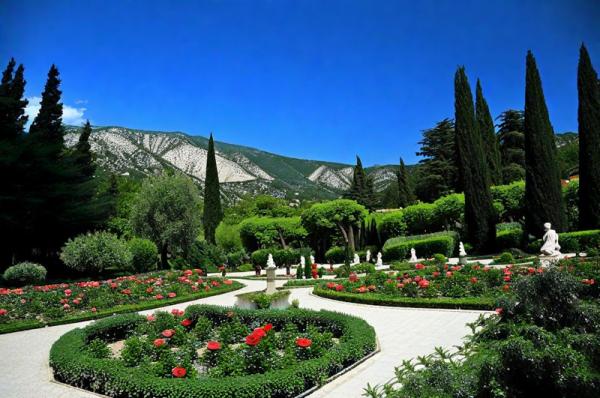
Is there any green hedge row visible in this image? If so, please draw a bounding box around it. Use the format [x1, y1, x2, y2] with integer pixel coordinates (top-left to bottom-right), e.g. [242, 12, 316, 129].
[0, 281, 243, 335]
[382, 232, 456, 261]
[496, 228, 523, 251]
[528, 229, 600, 253]
[313, 286, 494, 310]
[283, 278, 346, 288]
[50, 305, 376, 398]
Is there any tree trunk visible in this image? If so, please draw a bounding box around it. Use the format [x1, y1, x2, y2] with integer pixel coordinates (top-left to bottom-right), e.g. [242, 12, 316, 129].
[160, 244, 169, 269]
[277, 230, 288, 249]
[348, 225, 356, 252]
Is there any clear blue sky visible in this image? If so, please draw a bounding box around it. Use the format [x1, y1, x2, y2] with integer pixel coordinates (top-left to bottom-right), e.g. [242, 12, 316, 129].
[1, 1, 598, 166]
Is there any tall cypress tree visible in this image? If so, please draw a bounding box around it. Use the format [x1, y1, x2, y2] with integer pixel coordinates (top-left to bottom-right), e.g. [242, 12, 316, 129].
[203, 133, 223, 244]
[454, 67, 496, 252]
[29, 65, 63, 143]
[475, 79, 502, 185]
[345, 156, 376, 210]
[397, 158, 413, 208]
[577, 44, 600, 229]
[524, 51, 566, 236]
[73, 120, 95, 179]
[0, 59, 28, 138]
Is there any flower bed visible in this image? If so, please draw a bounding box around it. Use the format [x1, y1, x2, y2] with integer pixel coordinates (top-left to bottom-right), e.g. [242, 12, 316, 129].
[0, 269, 243, 334]
[50, 305, 376, 398]
[314, 258, 600, 310]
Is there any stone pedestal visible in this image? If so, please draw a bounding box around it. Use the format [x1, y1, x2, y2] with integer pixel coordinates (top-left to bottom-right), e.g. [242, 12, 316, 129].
[266, 266, 277, 294]
[458, 256, 468, 265]
[539, 254, 562, 268]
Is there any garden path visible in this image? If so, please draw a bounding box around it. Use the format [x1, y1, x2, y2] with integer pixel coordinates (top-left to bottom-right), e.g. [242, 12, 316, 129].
[0, 278, 487, 398]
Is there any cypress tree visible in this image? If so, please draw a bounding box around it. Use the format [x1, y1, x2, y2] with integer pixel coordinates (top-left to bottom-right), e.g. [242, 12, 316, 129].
[29, 65, 63, 144]
[203, 133, 223, 244]
[454, 67, 496, 252]
[475, 79, 502, 185]
[0, 59, 28, 138]
[345, 156, 376, 210]
[524, 51, 566, 236]
[73, 120, 95, 179]
[397, 158, 413, 208]
[577, 44, 600, 229]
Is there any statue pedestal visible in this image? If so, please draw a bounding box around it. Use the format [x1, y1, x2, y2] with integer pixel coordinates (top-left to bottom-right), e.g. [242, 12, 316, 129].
[539, 253, 562, 268]
[266, 266, 277, 294]
[458, 256, 468, 265]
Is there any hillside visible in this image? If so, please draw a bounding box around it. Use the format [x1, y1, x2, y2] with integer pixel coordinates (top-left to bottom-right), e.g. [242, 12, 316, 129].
[64, 125, 399, 201]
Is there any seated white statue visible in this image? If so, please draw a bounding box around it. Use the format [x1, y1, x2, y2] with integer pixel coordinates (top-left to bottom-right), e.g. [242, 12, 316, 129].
[540, 222, 561, 256]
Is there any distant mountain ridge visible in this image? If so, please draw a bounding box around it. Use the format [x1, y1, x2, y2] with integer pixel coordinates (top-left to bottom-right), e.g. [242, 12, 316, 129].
[64, 125, 399, 201]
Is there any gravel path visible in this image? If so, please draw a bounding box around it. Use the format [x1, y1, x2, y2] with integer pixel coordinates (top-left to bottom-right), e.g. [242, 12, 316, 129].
[0, 277, 487, 398]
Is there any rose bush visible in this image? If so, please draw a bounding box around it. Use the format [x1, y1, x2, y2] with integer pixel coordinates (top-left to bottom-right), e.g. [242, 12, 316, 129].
[0, 269, 242, 333]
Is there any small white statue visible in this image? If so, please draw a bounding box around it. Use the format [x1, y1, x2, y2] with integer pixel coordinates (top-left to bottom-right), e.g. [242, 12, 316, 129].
[459, 242, 468, 257]
[540, 222, 561, 256]
[266, 253, 276, 269]
[310, 255, 315, 265]
[366, 250, 371, 263]
[353, 253, 360, 265]
[376, 252, 383, 266]
[300, 255, 306, 268]
[410, 248, 417, 262]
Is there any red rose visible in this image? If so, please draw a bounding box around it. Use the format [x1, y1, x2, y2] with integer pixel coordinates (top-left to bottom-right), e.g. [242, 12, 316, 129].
[470, 277, 478, 284]
[195, 268, 203, 275]
[64, 289, 72, 296]
[397, 283, 405, 288]
[162, 329, 175, 338]
[110, 283, 118, 289]
[296, 337, 312, 348]
[245, 333, 261, 346]
[503, 284, 510, 292]
[207, 341, 221, 351]
[154, 338, 165, 347]
[335, 284, 344, 291]
[0, 309, 7, 316]
[432, 271, 440, 278]
[181, 318, 192, 327]
[264, 323, 273, 332]
[415, 263, 425, 270]
[418, 279, 430, 288]
[183, 269, 193, 276]
[495, 308, 503, 315]
[155, 294, 164, 300]
[91, 307, 97, 313]
[171, 367, 186, 378]
[63, 304, 70, 310]
[503, 276, 511, 282]
[171, 308, 184, 316]
[224, 279, 233, 285]
[146, 314, 156, 322]
[146, 287, 154, 293]
[168, 292, 177, 298]
[121, 289, 131, 295]
[253, 327, 266, 338]
[446, 271, 453, 278]
[527, 267, 535, 275]
[349, 273, 359, 283]
[326, 282, 336, 289]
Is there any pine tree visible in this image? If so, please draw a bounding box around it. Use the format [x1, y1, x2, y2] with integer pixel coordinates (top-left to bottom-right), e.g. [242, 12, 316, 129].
[397, 158, 413, 207]
[73, 120, 95, 179]
[344, 156, 376, 210]
[577, 44, 600, 229]
[475, 79, 502, 185]
[0, 59, 28, 138]
[454, 67, 496, 252]
[524, 51, 566, 236]
[203, 133, 223, 244]
[414, 119, 459, 201]
[497, 109, 525, 183]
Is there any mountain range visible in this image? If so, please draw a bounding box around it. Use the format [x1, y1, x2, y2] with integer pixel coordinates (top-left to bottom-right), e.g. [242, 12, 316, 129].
[64, 126, 399, 201]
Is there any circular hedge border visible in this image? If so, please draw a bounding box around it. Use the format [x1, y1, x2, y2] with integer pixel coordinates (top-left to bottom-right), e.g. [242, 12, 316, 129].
[50, 305, 377, 398]
[313, 285, 495, 310]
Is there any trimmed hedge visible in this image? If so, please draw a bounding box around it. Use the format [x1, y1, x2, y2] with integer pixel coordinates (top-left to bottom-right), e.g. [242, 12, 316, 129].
[496, 228, 522, 251]
[528, 229, 600, 253]
[0, 281, 243, 335]
[325, 246, 346, 263]
[283, 278, 346, 288]
[2, 262, 47, 286]
[382, 232, 456, 261]
[50, 305, 376, 398]
[313, 286, 494, 310]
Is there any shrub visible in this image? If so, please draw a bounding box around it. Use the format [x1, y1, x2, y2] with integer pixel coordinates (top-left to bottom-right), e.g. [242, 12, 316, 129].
[325, 246, 346, 264]
[380, 211, 407, 239]
[250, 249, 271, 268]
[496, 252, 514, 264]
[401, 203, 440, 234]
[215, 223, 243, 253]
[237, 263, 254, 272]
[182, 241, 226, 272]
[496, 228, 523, 251]
[528, 230, 600, 253]
[127, 238, 158, 272]
[226, 249, 247, 269]
[432, 193, 464, 229]
[491, 181, 525, 222]
[2, 262, 47, 286]
[272, 248, 298, 267]
[60, 231, 131, 274]
[382, 233, 456, 261]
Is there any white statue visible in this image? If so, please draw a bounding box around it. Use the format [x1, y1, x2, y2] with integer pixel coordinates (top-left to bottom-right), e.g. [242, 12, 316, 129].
[310, 255, 315, 265]
[300, 255, 306, 268]
[376, 252, 383, 267]
[540, 222, 561, 256]
[266, 253, 276, 269]
[410, 248, 417, 262]
[353, 253, 360, 265]
[366, 250, 371, 263]
[459, 242, 468, 257]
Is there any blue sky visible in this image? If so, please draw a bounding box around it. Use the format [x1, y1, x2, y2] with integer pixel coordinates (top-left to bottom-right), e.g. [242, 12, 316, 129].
[1, 1, 598, 166]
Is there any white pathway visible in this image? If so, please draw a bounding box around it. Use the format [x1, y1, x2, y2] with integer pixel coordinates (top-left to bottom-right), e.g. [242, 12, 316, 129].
[0, 278, 487, 398]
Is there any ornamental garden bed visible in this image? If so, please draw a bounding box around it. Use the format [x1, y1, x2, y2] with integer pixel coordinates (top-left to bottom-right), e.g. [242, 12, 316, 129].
[0, 269, 243, 334]
[314, 257, 600, 310]
[50, 305, 376, 398]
